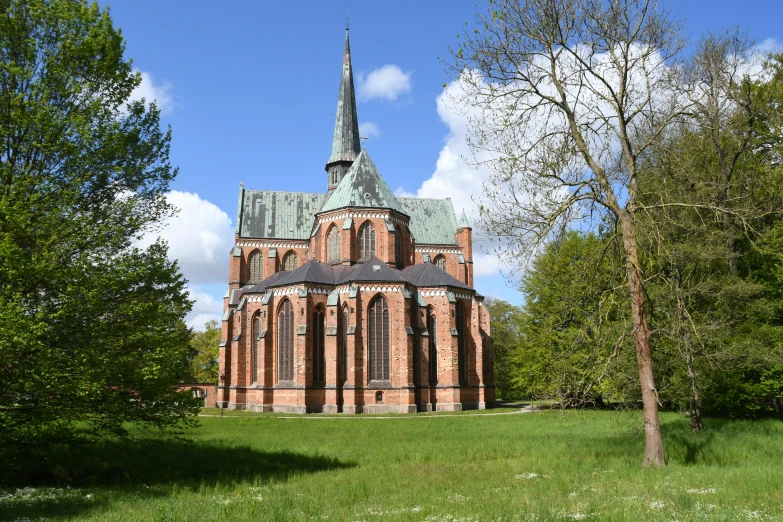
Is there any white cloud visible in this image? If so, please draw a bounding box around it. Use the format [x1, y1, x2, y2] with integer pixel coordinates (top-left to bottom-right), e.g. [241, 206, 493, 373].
[357, 65, 412, 102]
[754, 38, 781, 55]
[128, 69, 175, 114]
[137, 191, 234, 286]
[359, 121, 381, 140]
[472, 252, 505, 278]
[186, 286, 223, 330]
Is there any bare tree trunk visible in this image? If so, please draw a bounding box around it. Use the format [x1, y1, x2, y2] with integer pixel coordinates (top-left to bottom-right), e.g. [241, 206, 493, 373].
[674, 266, 703, 431]
[620, 211, 666, 467]
[685, 348, 704, 431]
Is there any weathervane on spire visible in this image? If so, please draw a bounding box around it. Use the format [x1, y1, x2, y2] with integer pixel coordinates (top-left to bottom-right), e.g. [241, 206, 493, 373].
[360, 136, 368, 146]
[345, 12, 350, 31]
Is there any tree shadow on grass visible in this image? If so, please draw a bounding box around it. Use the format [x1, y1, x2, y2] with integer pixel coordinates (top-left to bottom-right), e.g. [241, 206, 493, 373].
[588, 415, 736, 466]
[1, 441, 355, 521]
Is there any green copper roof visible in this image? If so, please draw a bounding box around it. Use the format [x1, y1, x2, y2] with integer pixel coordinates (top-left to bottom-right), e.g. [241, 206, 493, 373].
[398, 197, 459, 245]
[320, 149, 403, 213]
[238, 190, 326, 239]
[327, 30, 361, 166]
[457, 209, 471, 228]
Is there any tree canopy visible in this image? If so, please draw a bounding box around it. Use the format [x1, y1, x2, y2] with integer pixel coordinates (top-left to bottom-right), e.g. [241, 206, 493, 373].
[0, 0, 198, 481]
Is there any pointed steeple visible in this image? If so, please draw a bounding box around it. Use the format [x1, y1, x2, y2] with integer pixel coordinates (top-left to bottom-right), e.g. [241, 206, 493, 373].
[457, 209, 472, 229]
[326, 29, 362, 192]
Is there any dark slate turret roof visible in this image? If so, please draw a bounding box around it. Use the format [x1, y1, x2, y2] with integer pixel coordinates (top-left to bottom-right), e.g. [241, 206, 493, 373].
[397, 197, 459, 245]
[320, 149, 404, 213]
[235, 257, 473, 298]
[337, 257, 408, 284]
[276, 260, 335, 286]
[236, 187, 326, 239]
[326, 30, 361, 167]
[402, 262, 473, 291]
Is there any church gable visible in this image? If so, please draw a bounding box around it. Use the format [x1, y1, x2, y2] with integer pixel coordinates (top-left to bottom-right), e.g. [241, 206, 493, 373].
[397, 197, 459, 245]
[319, 149, 403, 214]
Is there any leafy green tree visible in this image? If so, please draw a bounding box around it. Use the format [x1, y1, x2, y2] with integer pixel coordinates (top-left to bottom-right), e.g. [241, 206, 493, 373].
[186, 320, 220, 383]
[0, 0, 198, 475]
[511, 231, 635, 406]
[485, 299, 523, 401]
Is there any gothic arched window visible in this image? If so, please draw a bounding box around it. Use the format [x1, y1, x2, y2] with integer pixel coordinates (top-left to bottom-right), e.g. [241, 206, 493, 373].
[434, 255, 447, 272]
[368, 296, 390, 381]
[456, 302, 467, 385]
[278, 300, 294, 382]
[359, 222, 376, 260]
[341, 304, 349, 384]
[312, 307, 325, 383]
[248, 250, 263, 284]
[327, 225, 341, 264]
[283, 251, 299, 272]
[428, 309, 438, 385]
[252, 314, 260, 383]
[394, 226, 402, 267]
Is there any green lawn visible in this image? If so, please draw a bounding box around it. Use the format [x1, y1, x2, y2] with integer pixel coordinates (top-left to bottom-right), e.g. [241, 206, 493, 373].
[2, 410, 782, 521]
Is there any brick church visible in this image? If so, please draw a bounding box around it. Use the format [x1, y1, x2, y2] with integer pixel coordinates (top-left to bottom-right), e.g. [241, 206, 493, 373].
[217, 30, 494, 413]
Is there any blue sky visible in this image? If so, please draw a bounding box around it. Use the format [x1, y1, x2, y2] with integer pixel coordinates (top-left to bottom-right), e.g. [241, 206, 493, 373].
[101, 0, 783, 329]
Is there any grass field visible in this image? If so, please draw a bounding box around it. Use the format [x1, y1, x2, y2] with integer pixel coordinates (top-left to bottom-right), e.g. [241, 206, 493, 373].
[2, 409, 782, 521]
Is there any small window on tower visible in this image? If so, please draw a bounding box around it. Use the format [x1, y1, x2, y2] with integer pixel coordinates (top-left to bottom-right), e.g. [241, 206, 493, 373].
[434, 255, 447, 272]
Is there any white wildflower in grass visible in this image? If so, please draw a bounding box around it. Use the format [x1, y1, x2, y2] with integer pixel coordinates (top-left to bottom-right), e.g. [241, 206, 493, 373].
[515, 473, 548, 479]
[649, 500, 665, 510]
[686, 488, 717, 494]
[0, 488, 86, 508]
[360, 506, 423, 517]
[568, 492, 577, 498]
[449, 493, 469, 503]
[590, 470, 615, 476]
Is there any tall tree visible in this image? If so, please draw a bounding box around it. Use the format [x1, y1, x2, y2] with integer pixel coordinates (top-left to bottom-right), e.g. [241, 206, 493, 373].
[485, 299, 523, 401]
[0, 0, 198, 472]
[448, 0, 690, 466]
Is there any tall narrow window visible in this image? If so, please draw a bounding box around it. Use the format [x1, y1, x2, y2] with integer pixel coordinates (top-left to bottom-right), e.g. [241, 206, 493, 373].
[359, 222, 376, 260]
[278, 300, 294, 381]
[312, 308, 325, 383]
[394, 226, 402, 267]
[327, 225, 341, 264]
[341, 304, 349, 384]
[252, 315, 260, 383]
[283, 252, 299, 272]
[456, 303, 467, 385]
[368, 296, 390, 381]
[248, 250, 263, 283]
[428, 310, 438, 385]
[434, 255, 447, 272]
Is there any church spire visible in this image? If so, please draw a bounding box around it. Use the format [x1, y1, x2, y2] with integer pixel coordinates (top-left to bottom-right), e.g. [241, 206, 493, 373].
[326, 29, 362, 192]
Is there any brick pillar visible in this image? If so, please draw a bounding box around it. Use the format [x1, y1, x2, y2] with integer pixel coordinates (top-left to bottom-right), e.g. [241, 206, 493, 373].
[344, 288, 362, 413]
[324, 296, 339, 413]
[342, 222, 353, 265]
[229, 239, 242, 288]
[265, 250, 278, 276]
[471, 298, 486, 409]
[218, 310, 232, 408]
[436, 298, 462, 412]
[400, 292, 417, 413]
[456, 226, 473, 287]
[292, 294, 307, 413]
